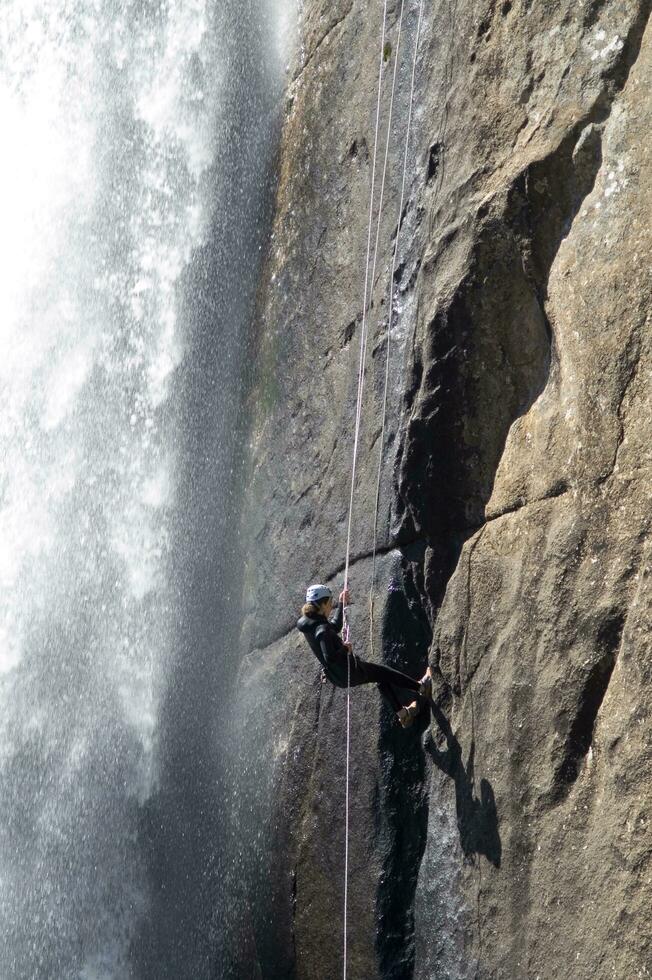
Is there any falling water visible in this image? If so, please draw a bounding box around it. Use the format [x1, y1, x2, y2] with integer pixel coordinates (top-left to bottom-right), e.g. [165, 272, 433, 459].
[0, 2, 293, 977]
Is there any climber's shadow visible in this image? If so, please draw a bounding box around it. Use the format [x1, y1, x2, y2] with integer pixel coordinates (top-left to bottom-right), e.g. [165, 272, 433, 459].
[425, 702, 502, 868]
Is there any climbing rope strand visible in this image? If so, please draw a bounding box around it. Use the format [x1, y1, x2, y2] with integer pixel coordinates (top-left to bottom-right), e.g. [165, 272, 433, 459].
[364, 0, 407, 340]
[345, 0, 405, 599]
[343, 0, 389, 599]
[370, 0, 425, 618]
[350, 0, 406, 668]
[342, 0, 420, 973]
[343, 636, 351, 979]
[342, 4, 389, 977]
[358, 1, 408, 604]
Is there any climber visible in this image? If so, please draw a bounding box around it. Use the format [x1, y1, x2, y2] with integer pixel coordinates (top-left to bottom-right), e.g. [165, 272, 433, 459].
[297, 584, 432, 728]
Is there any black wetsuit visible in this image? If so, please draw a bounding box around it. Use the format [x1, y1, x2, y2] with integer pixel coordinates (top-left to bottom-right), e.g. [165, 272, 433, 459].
[296, 602, 423, 712]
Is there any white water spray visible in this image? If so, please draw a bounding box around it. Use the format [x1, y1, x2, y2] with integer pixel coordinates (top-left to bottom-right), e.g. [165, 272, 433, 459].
[0, 2, 294, 977]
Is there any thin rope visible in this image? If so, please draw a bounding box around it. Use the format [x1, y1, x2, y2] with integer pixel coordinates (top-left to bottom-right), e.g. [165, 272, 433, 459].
[352, 2, 408, 601]
[343, 0, 388, 598]
[341, 0, 419, 974]
[369, 0, 425, 648]
[343, 623, 351, 978]
[365, 0, 407, 353]
[342, 3, 389, 976]
[349, 0, 407, 671]
[353, 0, 406, 656]
[344, 0, 405, 597]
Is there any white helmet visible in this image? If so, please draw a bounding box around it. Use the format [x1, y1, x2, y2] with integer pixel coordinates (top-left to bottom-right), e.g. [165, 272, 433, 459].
[305, 583, 332, 604]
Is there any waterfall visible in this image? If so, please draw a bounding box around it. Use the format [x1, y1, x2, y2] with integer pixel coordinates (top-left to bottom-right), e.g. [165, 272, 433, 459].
[0, 2, 293, 977]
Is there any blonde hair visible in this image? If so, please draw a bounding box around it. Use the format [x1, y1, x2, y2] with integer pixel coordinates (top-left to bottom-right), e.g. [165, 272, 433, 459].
[301, 601, 327, 617]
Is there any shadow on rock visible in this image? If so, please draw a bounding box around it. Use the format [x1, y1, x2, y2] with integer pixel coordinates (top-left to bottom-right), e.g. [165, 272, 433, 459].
[425, 702, 501, 868]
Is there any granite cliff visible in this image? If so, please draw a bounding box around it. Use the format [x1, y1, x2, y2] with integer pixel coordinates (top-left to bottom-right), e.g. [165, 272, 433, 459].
[226, 0, 652, 977]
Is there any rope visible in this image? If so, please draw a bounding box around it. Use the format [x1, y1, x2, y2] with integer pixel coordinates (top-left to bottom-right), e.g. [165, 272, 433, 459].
[342, 4, 388, 976]
[343, 622, 351, 978]
[348, 0, 407, 672]
[365, 0, 407, 371]
[343, 0, 388, 600]
[341, 1, 423, 975]
[369, 0, 425, 646]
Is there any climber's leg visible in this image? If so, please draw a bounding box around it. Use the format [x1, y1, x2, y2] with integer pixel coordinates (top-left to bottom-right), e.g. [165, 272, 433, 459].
[376, 680, 403, 712]
[347, 660, 431, 726]
[349, 658, 431, 698]
[396, 701, 421, 728]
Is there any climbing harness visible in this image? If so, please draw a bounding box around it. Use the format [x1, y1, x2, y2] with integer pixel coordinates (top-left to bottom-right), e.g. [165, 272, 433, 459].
[341, 1, 425, 976]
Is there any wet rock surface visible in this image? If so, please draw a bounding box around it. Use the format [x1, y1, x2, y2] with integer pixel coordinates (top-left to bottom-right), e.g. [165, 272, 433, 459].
[228, 1, 652, 978]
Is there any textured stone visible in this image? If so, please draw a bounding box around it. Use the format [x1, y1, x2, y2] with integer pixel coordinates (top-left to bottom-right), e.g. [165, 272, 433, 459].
[229, 1, 652, 978]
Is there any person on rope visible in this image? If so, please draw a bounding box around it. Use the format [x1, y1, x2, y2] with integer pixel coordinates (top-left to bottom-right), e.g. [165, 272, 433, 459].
[297, 584, 432, 728]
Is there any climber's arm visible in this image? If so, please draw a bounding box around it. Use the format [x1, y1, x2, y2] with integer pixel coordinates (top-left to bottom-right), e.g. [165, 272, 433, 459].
[328, 601, 344, 632]
[328, 588, 349, 633]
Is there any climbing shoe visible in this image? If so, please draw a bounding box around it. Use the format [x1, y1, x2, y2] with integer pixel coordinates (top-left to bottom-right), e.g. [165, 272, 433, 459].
[397, 701, 420, 728]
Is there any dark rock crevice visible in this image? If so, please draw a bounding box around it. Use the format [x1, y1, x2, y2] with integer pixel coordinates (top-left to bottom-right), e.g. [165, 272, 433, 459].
[459, 526, 487, 698]
[387, 9, 651, 973]
[604, 327, 645, 479]
[425, 142, 442, 184]
[375, 550, 432, 979]
[547, 611, 626, 805]
[396, 0, 651, 633]
[480, 478, 570, 526]
[397, 0, 651, 544]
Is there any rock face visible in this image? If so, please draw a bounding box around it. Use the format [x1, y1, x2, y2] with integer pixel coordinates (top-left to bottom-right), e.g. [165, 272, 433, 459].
[228, 0, 652, 977]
